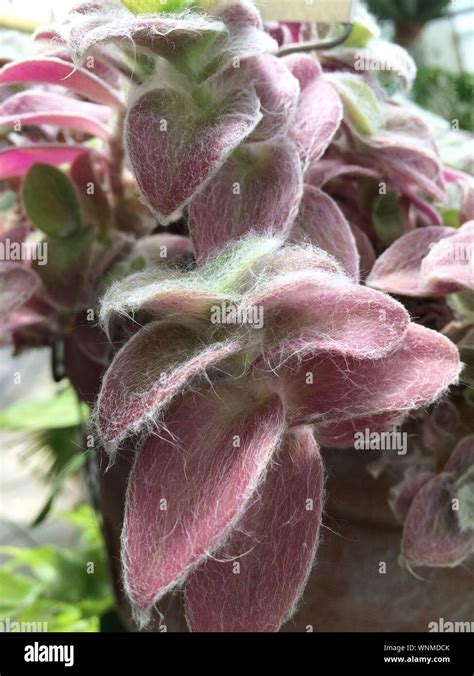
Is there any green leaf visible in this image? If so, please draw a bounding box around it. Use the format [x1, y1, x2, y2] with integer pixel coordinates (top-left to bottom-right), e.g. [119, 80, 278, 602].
[32, 226, 95, 308]
[121, 0, 194, 12]
[328, 73, 383, 136]
[372, 191, 405, 244]
[0, 505, 114, 632]
[22, 164, 82, 238]
[31, 450, 87, 527]
[0, 189, 16, 212]
[344, 8, 380, 48]
[0, 571, 42, 609]
[448, 291, 474, 319]
[0, 386, 88, 431]
[441, 208, 461, 229]
[202, 237, 280, 294]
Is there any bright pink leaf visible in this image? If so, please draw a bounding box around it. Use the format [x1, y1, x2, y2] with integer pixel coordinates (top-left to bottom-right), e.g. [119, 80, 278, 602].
[0, 90, 111, 138]
[0, 145, 101, 179]
[0, 58, 123, 107]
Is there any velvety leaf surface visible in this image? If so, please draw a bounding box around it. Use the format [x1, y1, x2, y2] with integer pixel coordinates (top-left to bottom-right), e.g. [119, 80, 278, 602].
[189, 140, 302, 260]
[125, 84, 261, 223]
[122, 389, 285, 618]
[185, 426, 324, 631]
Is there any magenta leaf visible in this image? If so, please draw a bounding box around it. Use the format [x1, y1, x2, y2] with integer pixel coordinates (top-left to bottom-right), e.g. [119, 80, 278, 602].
[0, 58, 124, 107]
[0, 145, 101, 180]
[125, 84, 261, 223]
[0, 90, 110, 138]
[122, 389, 285, 621]
[185, 426, 324, 632]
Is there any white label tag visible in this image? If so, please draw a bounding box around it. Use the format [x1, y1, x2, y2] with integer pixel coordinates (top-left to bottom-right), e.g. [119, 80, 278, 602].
[254, 0, 354, 23]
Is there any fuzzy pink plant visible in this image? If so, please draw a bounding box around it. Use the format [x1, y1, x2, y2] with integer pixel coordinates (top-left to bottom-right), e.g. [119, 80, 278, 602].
[95, 236, 461, 629]
[0, 0, 473, 632]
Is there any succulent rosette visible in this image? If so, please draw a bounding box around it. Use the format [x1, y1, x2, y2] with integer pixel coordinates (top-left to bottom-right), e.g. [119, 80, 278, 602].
[0, 0, 472, 632]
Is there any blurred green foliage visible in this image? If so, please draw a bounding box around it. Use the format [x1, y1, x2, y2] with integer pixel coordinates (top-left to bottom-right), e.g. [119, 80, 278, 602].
[0, 505, 113, 632]
[366, 0, 451, 24]
[0, 385, 89, 525]
[412, 67, 474, 131]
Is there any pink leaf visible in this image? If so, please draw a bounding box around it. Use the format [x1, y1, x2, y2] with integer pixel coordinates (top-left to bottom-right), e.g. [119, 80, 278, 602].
[122, 389, 285, 620]
[250, 272, 410, 360]
[97, 320, 243, 446]
[401, 474, 474, 567]
[0, 58, 123, 108]
[235, 54, 300, 143]
[389, 471, 436, 523]
[283, 53, 342, 167]
[189, 139, 303, 260]
[290, 186, 359, 280]
[313, 411, 406, 449]
[0, 90, 111, 138]
[125, 84, 261, 224]
[366, 226, 453, 297]
[0, 263, 40, 317]
[185, 426, 324, 632]
[0, 145, 102, 179]
[279, 323, 461, 426]
[421, 221, 474, 294]
[305, 158, 378, 188]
